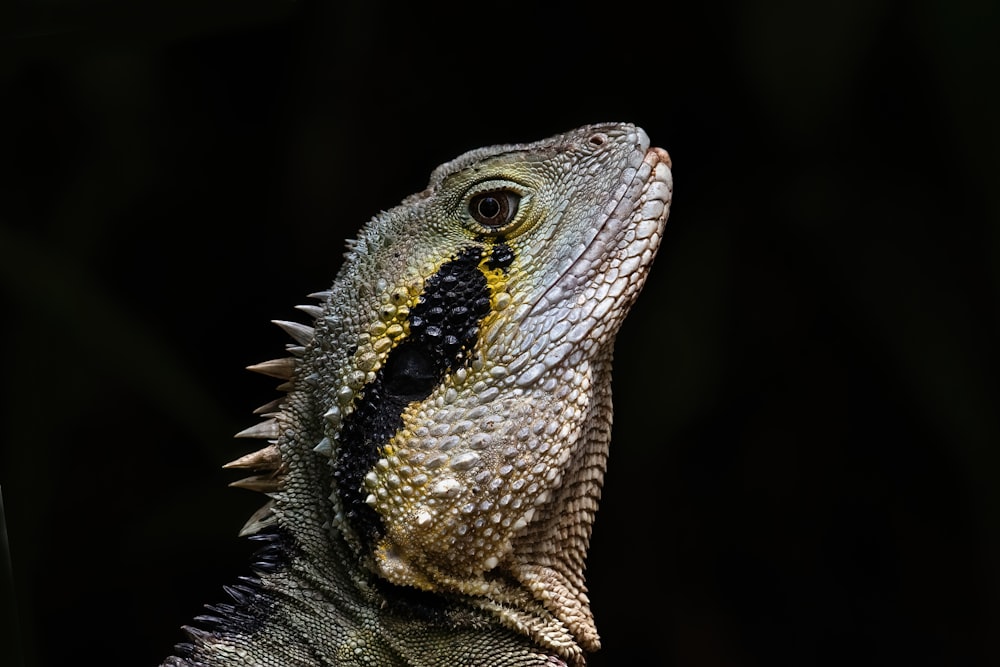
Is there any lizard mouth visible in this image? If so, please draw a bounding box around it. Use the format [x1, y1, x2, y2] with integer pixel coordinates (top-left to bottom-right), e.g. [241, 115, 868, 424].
[630, 145, 673, 254]
[508, 140, 672, 383]
[526, 141, 673, 320]
[584, 143, 672, 279]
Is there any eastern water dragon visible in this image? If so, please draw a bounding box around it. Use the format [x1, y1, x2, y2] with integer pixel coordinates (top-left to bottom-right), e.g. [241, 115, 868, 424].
[160, 122, 673, 666]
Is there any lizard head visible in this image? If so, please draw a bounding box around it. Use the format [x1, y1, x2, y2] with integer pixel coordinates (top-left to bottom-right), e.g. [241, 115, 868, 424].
[230, 123, 672, 663]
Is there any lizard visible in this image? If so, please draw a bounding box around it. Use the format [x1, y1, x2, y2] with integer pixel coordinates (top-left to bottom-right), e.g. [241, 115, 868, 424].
[160, 122, 673, 667]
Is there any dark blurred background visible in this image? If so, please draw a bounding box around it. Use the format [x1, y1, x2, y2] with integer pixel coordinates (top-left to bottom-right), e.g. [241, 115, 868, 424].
[2, 1, 997, 665]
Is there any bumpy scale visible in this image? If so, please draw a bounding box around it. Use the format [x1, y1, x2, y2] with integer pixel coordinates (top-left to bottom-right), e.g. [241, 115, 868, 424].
[162, 123, 673, 667]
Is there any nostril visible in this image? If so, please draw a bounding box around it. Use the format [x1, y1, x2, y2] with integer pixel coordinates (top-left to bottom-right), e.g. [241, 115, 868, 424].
[588, 133, 607, 147]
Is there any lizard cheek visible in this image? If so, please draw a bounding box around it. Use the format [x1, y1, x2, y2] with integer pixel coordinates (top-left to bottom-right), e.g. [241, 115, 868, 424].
[333, 246, 495, 549]
[382, 346, 440, 398]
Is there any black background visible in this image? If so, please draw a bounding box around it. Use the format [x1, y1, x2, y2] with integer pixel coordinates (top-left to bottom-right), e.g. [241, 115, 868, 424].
[2, 1, 998, 665]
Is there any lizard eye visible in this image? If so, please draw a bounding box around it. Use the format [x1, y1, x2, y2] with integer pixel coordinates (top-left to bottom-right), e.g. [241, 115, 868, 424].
[469, 190, 520, 227]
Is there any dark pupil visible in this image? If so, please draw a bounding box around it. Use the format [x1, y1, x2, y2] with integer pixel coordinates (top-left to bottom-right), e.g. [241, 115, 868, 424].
[477, 197, 501, 220]
[470, 190, 517, 227]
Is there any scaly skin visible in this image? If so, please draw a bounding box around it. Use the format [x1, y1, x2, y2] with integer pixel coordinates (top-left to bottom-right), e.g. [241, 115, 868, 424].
[161, 123, 673, 667]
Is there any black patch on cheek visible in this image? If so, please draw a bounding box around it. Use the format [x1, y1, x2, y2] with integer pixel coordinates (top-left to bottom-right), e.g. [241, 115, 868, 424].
[486, 240, 514, 271]
[382, 345, 439, 397]
[334, 246, 493, 547]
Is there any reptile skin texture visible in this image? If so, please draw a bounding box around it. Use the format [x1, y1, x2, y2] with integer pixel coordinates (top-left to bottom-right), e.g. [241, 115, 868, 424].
[160, 123, 673, 667]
